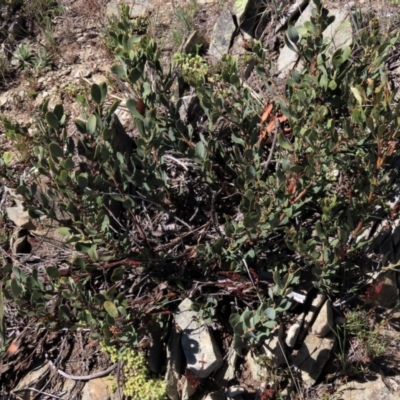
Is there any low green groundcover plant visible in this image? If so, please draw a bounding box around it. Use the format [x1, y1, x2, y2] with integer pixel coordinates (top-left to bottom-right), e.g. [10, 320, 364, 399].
[1, 0, 399, 357]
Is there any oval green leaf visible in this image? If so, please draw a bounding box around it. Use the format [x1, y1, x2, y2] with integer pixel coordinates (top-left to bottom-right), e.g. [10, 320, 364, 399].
[104, 300, 119, 318]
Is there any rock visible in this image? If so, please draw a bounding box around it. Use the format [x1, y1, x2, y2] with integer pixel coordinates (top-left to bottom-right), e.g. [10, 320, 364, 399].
[203, 392, 224, 400]
[106, 0, 154, 19]
[324, 9, 353, 57]
[182, 31, 204, 54]
[47, 95, 62, 111]
[299, 291, 326, 342]
[262, 325, 286, 367]
[15, 363, 49, 397]
[373, 270, 398, 309]
[232, 0, 264, 37]
[81, 377, 119, 400]
[62, 379, 77, 398]
[215, 348, 237, 385]
[245, 350, 267, 382]
[277, 5, 353, 77]
[105, 1, 120, 19]
[179, 375, 197, 400]
[174, 299, 223, 378]
[92, 74, 108, 85]
[6, 199, 36, 230]
[12, 230, 31, 255]
[209, 5, 236, 63]
[277, 3, 315, 76]
[74, 67, 91, 78]
[311, 299, 334, 337]
[165, 327, 184, 400]
[227, 386, 245, 397]
[337, 374, 397, 400]
[0, 92, 8, 106]
[178, 95, 198, 124]
[294, 333, 336, 388]
[10, 16, 27, 41]
[285, 312, 305, 348]
[128, 0, 154, 18]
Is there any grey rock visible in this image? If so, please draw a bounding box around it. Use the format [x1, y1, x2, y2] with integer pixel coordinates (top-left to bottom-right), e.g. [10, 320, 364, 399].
[227, 386, 245, 397]
[165, 327, 184, 400]
[262, 325, 286, 366]
[324, 9, 353, 57]
[182, 31, 205, 54]
[74, 67, 91, 78]
[337, 374, 397, 400]
[12, 232, 31, 255]
[232, 0, 264, 37]
[106, 0, 154, 19]
[311, 299, 334, 337]
[299, 291, 326, 342]
[178, 95, 199, 124]
[128, 0, 154, 18]
[174, 299, 222, 378]
[209, 5, 236, 63]
[294, 333, 336, 387]
[15, 363, 49, 396]
[203, 392, 224, 400]
[81, 377, 121, 400]
[245, 350, 267, 382]
[179, 375, 197, 400]
[148, 322, 164, 373]
[285, 312, 305, 348]
[10, 16, 27, 41]
[277, 3, 315, 76]
[215, 347, 237, 385]
[373, 270, 398, 309]
[6, 199, 36, 230]
[277, 5, 352, 77]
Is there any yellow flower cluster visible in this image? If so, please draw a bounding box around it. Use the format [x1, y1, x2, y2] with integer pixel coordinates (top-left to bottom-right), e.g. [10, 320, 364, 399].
[101, 343, 167, 400]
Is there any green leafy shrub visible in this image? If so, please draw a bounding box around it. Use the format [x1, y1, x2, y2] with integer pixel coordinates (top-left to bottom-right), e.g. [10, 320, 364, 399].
[1, 0, 400, 354]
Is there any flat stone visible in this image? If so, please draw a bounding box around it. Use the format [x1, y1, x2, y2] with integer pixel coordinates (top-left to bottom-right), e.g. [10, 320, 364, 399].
[285, 312, 304, 347]
[215, 348, 237, 385]
[74, 67, 91, 78]
[277, 3, 315, 76]
[203, 392, 224, 400]
[277, 6, 352, 77]
[227, 386, 245, 397]
[373, 270, 398, 309]
[209, 5, 236, 63]
[324, 9, 353, 56]
[92, 74, 108, 86]
[179, 375, 197, 400]
[81, 377, 119, 400]
[182, 31, 205, 54]
[262, 325, 286, 366]
[165, 327, 184, 400]
[6, 199, 36, 230]
[15, 363, 49, 395]
[245, 350, 267, 382]
[128, 0, 154, 18]
[174, 299, 223, 378]
[311, 299, 334, 337]
[294, 333, 336, 388]
[299, 292, 326, 342]
[337, 374, 397, 400]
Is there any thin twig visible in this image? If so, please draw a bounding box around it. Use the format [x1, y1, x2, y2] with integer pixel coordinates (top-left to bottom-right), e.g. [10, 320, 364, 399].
[47, 359, 117, 381]
[242, 258, 262, 303]
[261, 118, 279, 175]
[12, 387, 62, 399]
